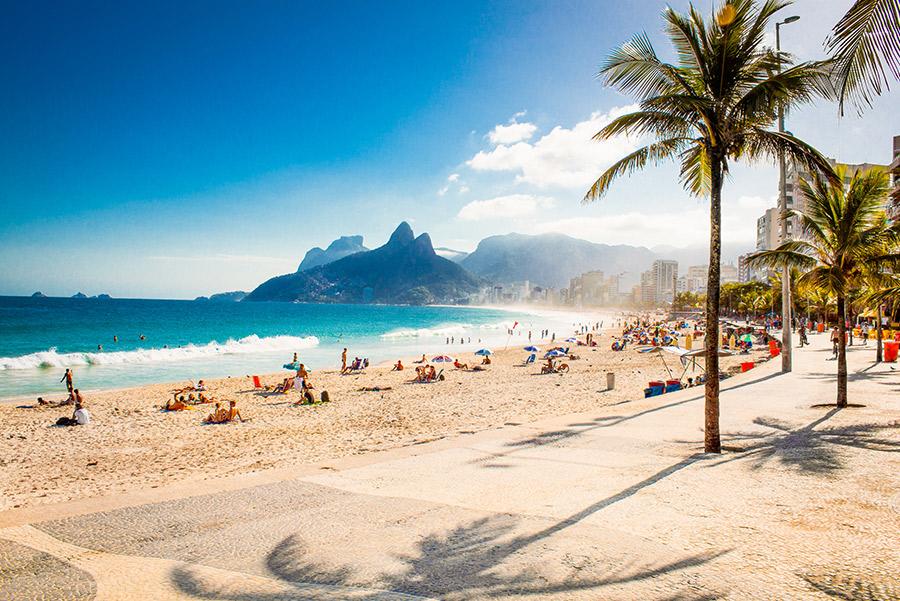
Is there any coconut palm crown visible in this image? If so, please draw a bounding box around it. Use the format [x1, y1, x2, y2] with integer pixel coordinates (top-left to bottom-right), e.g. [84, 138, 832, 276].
[747, 167, 900, 406]
[584, 0, 836, 453]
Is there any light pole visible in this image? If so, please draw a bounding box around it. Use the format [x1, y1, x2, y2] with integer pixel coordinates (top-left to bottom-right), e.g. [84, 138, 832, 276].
[776, 15, 799, 372]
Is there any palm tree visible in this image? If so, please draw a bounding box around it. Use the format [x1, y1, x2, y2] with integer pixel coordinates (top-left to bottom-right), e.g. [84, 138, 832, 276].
[748, 167, 900, 407]
[584, 0, 835, 452]
[825, 0, 900, 114]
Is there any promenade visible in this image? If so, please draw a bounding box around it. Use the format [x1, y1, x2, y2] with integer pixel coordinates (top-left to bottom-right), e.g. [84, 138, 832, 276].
[2, 334, 897, 600]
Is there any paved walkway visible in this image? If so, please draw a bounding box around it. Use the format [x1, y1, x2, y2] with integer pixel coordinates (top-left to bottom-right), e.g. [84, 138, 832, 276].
[2, 334, 898, 600]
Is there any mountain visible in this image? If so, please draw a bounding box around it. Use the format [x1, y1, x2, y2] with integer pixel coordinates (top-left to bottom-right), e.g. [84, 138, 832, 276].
[31, 291, 46, 298]
[434, 247, 469, 263]
[93, 294, 112, 300]
[298, 235, 368, 271]
[245, 222, 483, 304]
[461, 233, 657, 289]
[71, 292, 87, 299]
[194, 291, 247, 302]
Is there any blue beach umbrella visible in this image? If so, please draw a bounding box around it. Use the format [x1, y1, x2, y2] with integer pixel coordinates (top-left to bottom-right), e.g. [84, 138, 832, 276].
[474, 348, 493, 356]
[565, 337, 578, 343]
[523, 345, 540, 352]
[544, 349, 566, 358]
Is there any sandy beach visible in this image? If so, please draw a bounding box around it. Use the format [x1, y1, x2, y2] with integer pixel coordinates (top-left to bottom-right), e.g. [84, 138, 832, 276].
[0, 327, 767, 511]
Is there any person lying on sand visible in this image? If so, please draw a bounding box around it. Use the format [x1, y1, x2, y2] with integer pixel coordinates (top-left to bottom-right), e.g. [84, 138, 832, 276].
[165, 396, 193, 411]
[453, 359, 469, 370]
[392, 360, 404, 371]
[414, 354, 426, 364]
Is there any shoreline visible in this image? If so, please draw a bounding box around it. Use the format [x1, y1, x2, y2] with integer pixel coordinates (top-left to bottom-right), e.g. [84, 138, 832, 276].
[0, 305, 620, 403]
[0, 319, 771, 512]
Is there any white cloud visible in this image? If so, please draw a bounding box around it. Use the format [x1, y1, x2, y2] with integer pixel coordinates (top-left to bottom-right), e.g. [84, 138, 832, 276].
[437, 186, 449, 196]
[447, 173, 460, 182]
[528, 195, 774, 247]
[488, 121, 538, 145]
[457, 194, 556, 221]
[458, 185, 470, 194]
[468, 104, 641, 189]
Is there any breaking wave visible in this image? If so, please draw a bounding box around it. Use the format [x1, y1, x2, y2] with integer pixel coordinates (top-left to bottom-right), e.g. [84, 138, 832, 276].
[0, 334, 319, 370]
[380, 321, 511, 339]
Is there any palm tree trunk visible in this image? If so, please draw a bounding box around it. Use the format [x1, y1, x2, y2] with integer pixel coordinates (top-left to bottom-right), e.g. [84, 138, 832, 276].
[876, 305, 883, 362]
[836, 294, 848, 408]
[703, 158, 723, 453]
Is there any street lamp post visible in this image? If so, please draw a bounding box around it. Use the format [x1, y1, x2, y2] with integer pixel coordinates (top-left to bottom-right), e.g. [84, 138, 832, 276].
[776, 15, 799, 372]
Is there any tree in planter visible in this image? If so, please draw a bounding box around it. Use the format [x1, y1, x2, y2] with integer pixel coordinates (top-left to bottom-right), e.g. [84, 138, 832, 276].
[748, 167, 899, 407]
[583, 0, 835, 451]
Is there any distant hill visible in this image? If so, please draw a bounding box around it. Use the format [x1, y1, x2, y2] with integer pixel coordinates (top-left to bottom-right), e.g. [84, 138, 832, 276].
[93, 294, 112, 300]
[194, 291, 247, 302]
[245, 222, 482, 304]
[72, 292, 87, 299]
[298, 235, 368, 271]
[434, 247, 469, 263]
[461, 233, 657, 289]
[31, 291, 46, 298]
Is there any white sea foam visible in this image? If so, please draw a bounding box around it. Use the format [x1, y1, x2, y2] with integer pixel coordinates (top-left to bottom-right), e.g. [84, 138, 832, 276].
[0, 334, 319, 370]
[379, 320, 513, 339]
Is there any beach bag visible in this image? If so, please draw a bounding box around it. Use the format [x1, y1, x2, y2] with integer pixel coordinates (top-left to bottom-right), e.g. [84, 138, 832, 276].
[56, 417, 76, 426]
[320, 390, 330, 403]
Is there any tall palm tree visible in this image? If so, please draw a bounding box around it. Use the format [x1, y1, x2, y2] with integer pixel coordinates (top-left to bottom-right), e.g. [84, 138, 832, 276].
[825, 0, 900, 114]
[748, 167, 900, 407]
[584, 0, 835, 452]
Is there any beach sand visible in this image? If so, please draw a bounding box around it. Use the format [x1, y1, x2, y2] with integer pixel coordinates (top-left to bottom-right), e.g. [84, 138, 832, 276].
[1, 331, 767, 511]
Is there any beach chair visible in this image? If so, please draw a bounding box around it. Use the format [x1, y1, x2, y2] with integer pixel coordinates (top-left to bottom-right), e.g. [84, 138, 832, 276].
[524, 353, 536, 365]
[252, 375, 262, 389]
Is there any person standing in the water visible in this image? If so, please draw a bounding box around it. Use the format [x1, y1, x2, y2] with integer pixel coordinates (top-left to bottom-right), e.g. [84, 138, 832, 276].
[60, 368, 74, 394]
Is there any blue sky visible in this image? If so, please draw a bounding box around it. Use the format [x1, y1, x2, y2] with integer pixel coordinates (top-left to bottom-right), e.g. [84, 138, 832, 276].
[1, 0, 896, 298]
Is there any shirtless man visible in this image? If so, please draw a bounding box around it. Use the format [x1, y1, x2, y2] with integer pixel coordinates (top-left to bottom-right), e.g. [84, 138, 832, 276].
[61, 369, 74, 394]
[341, 348, 348, 373]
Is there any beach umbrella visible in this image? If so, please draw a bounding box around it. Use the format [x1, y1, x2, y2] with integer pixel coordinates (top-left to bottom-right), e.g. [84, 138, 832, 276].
[523, 345, 540, 352]
[474, 348, 492, 356]
[431, 355, 454, 363]
[565, 337, 577, 343]
[282, 362, 300, 370]
[544, 349, 566, 358]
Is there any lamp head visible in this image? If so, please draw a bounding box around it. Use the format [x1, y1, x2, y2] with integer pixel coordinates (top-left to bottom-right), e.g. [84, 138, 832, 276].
[782, 16, 800, 24]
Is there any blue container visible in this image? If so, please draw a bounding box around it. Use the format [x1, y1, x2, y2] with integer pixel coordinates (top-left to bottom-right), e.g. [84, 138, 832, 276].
[644, 385, 665, 397]
[666, 383, 682, 393]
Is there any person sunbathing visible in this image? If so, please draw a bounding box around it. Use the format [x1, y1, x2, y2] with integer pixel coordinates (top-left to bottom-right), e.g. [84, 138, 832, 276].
[204, 402, 227, 423]
[274, 377, 295, 393]
[224, 400, 244, 422]
[414, 366, 426, 382]
[165, 396, 192, 411]
[481, 355, 491, 365]
[427, 366, 437, 381]
[392, 360, 404, 371]
[453, 359, 469, 370]
[414, 354, 426, 364]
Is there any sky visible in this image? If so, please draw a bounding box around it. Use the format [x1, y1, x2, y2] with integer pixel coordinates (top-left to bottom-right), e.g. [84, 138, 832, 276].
[1, 0, 897, 298]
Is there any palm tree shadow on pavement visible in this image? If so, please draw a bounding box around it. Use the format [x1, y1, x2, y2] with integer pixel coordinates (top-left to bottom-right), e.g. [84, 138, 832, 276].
[698, 409, 900, 475]
[171, 491, 728, 600]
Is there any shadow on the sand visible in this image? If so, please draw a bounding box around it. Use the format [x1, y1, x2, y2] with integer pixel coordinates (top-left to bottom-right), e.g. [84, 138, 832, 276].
[171, 504, 727, 600]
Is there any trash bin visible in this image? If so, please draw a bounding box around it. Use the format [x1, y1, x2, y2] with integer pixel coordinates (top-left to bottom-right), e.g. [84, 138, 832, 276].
[606, 372, 615, 390]
[817, 323, 825, 333]
[884, 341, 899, 363]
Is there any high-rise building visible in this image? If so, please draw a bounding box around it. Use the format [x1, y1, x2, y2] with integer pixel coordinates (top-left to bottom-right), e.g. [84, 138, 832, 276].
[686, 265, 708, 293]
[889, 135, 900, 223]
[737, 253, 763, 283]
[721, 263, 739, 284]
[756, 207, 780, 251]
[651, 260, 678, 304]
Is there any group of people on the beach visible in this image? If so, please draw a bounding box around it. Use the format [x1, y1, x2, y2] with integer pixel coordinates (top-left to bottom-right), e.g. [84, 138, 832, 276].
[49, 368, 91, 426]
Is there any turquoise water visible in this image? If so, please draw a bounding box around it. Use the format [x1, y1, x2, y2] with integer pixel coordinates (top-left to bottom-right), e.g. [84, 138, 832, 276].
[0, 297, 583, 399]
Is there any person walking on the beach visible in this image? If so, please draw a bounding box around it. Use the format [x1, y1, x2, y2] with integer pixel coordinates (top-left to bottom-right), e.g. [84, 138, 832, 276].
[61, 368, 74, 393]
[861, 322, 869, 345]
[341, 348, 348, 373]
[830, 327, 840, 359]
[798, 322, 808, 347]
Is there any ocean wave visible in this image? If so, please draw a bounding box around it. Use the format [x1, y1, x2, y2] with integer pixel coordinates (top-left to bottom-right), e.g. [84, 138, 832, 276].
[0, 334, 319, 370]
[380, 320, 512, 339]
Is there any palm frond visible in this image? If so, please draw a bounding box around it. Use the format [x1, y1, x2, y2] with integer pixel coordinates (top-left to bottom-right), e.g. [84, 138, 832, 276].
[583, 138, 688, 202]
[825, 0, 900, 114]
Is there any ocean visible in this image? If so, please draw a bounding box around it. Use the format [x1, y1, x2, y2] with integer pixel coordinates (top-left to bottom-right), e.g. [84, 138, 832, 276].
[0, 296, 592, 400]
